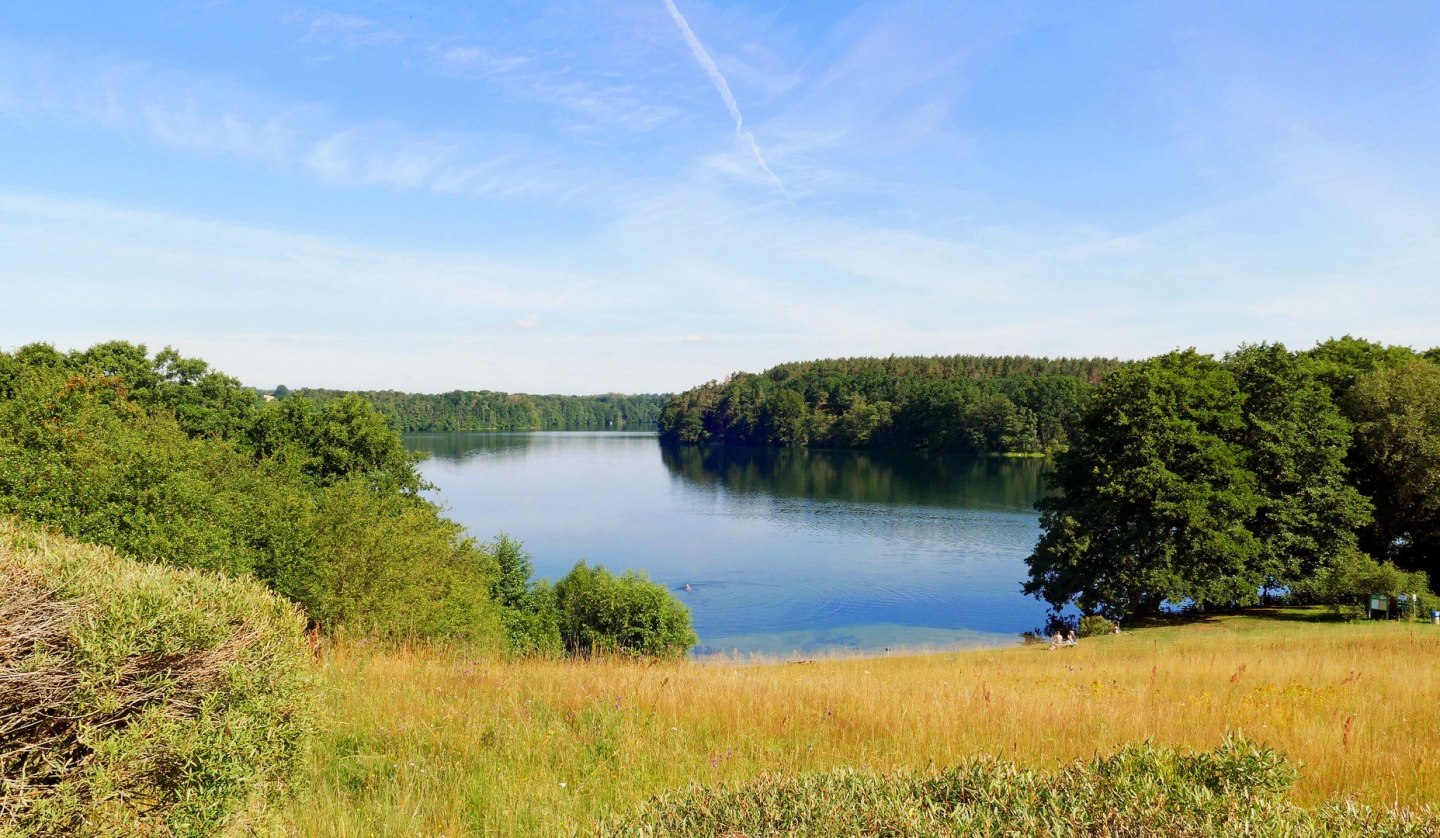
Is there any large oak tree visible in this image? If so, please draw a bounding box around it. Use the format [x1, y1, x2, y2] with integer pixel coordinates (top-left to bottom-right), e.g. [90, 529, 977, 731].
[1025, 350, 1262, 619]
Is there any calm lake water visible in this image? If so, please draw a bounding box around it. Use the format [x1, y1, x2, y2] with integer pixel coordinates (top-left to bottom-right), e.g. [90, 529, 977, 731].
[405, 431, 1054, 656]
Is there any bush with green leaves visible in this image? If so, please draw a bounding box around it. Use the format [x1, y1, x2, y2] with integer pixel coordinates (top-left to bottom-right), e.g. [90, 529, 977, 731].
[1292, 547, 1434, 615]
[0, 518, 313, 836]
[1078, 614, 1117, 637]
[555, 562, 697, 658]
[276, 480, 507, 647]
[488, 535, 563, 657]
[609, 737, 1434, 836]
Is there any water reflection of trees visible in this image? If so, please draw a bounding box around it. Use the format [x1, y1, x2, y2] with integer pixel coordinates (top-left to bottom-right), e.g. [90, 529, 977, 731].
[403, 432, 536, 463]
[660, 444, 1048, 512]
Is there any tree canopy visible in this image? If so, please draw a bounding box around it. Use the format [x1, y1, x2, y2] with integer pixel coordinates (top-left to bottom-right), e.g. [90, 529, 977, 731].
[1024, 350, 1262, 618]
[1343, 359, 1440, 578]
[1025, 339, 1439, 621]
[290, 387, 666, 432]
[659, 354, 1121, 455]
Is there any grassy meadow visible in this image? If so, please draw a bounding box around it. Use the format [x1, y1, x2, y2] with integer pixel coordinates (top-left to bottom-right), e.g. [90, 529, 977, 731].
[273, 610, 1440, 836]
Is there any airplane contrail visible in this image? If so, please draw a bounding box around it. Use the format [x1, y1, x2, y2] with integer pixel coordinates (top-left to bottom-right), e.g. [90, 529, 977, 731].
[663, 0, 790, 201]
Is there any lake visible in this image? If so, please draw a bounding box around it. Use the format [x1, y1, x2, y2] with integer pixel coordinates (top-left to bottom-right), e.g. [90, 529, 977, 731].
[405, 431, 1055, 656]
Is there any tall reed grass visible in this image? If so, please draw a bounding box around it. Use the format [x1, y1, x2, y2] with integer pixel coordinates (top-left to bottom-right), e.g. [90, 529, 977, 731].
[278, 611, 1440, 835]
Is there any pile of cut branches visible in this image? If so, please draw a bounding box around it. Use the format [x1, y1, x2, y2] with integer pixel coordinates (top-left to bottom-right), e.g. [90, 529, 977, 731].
[0, 520, 312, 836]
[1, 568, 84, 819]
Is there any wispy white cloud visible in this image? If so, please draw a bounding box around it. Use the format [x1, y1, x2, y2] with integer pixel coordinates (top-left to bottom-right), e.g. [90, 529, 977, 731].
[0, 189, 704, 391]
[286, 11, 406, 49]
[662, 0, 788, 200]
[431, 45, 532, 78]
[0, 38, 620, 203]
[431, 43, 684, 134]
[283, 11, 689, 134]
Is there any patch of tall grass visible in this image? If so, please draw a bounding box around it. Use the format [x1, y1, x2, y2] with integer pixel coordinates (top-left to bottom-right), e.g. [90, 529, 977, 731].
[279, 612, 1440, 835]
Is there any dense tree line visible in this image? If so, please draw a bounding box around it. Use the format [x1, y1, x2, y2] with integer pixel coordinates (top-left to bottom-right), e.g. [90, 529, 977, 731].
[288, 387, 666, 432]
[1026, 338, 1440, 621]
[0, 341, 694, 657]
[658, 355, 1123, 454]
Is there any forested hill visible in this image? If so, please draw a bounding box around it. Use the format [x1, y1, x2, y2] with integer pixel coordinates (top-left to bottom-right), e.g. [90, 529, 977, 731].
[289, 388, 667, 432]
[658, 355, 1124, 455]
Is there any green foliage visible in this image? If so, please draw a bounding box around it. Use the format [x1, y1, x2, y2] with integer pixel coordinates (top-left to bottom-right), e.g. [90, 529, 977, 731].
[0, 340, 687, 659]
[1026, 350, 1263, 619]
[276, 480, 506, 647]
[500, 580, 564, 658]
[488, 535, 563, 656]
[1, 518, 313, 836]
[762, 388, 810, 447]
[658, 354, 1120, 454]
[1225, 343, 1371, 586]
[1292, 547, 1434, 614]
[0, 365, 300, 578]
[490, 533, 535, 609]
[1305, 335, 1416, 400]
[555, 563, 697, 658]
[1342, 358, 1440, 584]
[291, 387, 667, 432]
[0, 342, 508, 647]
[1077, 614, 1117, 637]
[46, 340, 263, 440]
[1025, 339, 1440, 623]
[610, 737, 1434, 836]
[247, 394, 425, 495]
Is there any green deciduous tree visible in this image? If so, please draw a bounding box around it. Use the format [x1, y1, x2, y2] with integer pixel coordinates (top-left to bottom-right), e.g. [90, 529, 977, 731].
[762, 389, 810, 447]
[1291, 546, 1432, 614]
[248, 394, 425, 494]
[280, 479, 506, 645]
[1304, 335, 1415, 400]
[1024, 350, 1262, 619]
[1343, 359, 1440, 584]
[1225, 343, 1371, 587]
[0, 343, 507, 647]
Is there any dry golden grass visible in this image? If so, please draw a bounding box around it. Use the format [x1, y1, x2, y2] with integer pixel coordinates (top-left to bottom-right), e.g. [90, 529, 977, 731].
[277, 610, 1440, 836]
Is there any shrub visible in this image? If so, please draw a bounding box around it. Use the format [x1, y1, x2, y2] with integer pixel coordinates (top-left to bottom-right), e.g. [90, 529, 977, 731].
[488, 535, 563, 657]
[0, 519, 313, 836]
[609, 737, 1434, 836]
[498, 578, 564, 658]
[1078, 614, 1117, 637]
[555, 562, 697, 658]
[1294, 547, 1434, 614]
[274, 479, 508, 647]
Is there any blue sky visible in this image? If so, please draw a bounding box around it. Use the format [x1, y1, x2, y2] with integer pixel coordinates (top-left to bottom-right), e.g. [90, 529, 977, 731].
[1, 2, 1437, 394]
